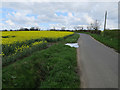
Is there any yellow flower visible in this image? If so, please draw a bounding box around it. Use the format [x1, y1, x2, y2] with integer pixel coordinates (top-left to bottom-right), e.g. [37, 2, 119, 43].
[0, 52, 5, 56]
[2, 31, 74, 45]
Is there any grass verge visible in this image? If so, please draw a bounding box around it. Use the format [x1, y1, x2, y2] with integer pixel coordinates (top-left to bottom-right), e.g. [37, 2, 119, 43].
[63, 33, 80, 43]
[90, 33, 119, 52]
[3, 34, 80, 88]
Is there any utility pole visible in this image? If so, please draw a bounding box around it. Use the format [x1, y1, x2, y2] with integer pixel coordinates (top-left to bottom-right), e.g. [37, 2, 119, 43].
[104, 11, 107, 31]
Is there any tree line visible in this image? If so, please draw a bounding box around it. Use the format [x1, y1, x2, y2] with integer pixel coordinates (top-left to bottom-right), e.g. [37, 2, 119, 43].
[2, 19, 101, 32]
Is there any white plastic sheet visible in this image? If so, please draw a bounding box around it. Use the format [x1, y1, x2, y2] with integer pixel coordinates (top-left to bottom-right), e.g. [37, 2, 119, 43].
[65, 43, 79, 48]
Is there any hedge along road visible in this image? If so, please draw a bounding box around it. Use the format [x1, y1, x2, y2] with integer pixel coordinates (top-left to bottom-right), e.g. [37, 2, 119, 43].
[77, 33, 118, 88]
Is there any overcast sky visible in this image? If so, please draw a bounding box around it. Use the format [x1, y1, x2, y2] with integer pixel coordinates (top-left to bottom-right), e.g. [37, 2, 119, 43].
[0, 1, 118, 30]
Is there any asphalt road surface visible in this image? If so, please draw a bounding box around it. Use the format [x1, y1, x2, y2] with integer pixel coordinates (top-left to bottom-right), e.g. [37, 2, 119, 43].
[77, 33, 118, 88]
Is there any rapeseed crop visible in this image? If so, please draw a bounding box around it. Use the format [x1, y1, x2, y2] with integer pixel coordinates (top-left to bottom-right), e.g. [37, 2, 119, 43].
[2, 31, 74, 45]
[1, 31, 74, 65]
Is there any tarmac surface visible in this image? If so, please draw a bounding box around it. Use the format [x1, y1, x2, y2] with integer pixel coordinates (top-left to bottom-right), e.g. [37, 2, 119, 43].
[77, 33, 118, 88]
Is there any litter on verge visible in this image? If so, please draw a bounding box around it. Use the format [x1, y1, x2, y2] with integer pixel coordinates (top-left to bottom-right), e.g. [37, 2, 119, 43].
[65, 43, 79, 48]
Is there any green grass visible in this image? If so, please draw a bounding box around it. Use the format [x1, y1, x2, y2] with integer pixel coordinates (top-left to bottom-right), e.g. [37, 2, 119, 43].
[90, 33, 119, 52]
[103, 30, 120, 39]
[2, 39, 44, 56]
[3, 42, 47, 66]
[2, 34, 74, 57]
[3, 34, 80, 88]
[64, 33, 80, 43]
[2, 34, 74, 66]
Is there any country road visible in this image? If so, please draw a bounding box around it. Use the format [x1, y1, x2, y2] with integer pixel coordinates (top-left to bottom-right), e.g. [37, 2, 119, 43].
[77, 33, 118, 88]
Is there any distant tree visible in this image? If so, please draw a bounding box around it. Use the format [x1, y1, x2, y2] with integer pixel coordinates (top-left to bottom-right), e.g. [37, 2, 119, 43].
[30, 27, 35, 31]
[87, 23, 93, 30]
[24, 28, 29, 31]
[30, 27, 40, 31]
[74, 26, 83, 30]
[19, 27, 24, 31]
[19, 27, 29, 31]
[35, 27, 41, 31]
[39, 28, 41, 31]
[90, 20, 101, 30]
[50, 27, 56, 31]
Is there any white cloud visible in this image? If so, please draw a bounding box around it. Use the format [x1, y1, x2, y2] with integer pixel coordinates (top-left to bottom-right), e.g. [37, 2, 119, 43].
[68, 12, 73, 17]
[106, 19, 118, 29]
[83, 13, 94, 24]
[7, 12, 38, 26]
[1, 0, 119, 2]
[1, 2, 118, 30]
[5, 20, 15, 25]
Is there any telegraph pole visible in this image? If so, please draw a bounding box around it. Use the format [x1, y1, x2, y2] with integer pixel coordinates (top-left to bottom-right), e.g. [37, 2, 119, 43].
[104, 11, 107, 31]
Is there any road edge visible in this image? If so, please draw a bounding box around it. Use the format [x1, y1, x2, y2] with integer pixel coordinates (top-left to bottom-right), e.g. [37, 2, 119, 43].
[77, 37, 87, 88]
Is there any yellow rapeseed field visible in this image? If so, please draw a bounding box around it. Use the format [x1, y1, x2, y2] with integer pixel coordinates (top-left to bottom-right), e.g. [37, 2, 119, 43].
[1, 31, 74, 57]
[2, 31, 74, 45]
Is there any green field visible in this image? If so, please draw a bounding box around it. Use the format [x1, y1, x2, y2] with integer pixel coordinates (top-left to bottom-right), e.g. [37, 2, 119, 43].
[2, 34, 80, 88]
[2, 31, 74, 66]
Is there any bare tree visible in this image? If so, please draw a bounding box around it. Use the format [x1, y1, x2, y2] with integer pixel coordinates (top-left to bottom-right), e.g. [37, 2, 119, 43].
[87, 23, 93, 30]
[91, 20, 101, 30]
[74, 26, 83, 30]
